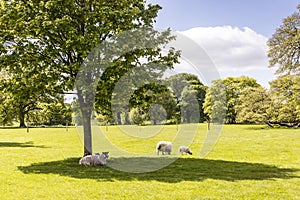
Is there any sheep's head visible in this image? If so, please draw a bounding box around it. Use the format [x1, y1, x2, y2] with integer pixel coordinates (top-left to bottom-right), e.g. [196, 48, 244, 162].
[102, 152, 109, 159]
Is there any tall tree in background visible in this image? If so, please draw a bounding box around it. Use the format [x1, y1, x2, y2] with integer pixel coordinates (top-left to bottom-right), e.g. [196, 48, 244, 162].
[267, 75, 300, 127]
[129, 83, 176, 125]
[203, 79, 226, 123]
[0, 1, 179, 155]
[204, 76, 260, 124]
[166, 73, 207, 123]
[0, 66, 59, 127]
[236, 87, 271, 124]
[268, 4, 300, 74]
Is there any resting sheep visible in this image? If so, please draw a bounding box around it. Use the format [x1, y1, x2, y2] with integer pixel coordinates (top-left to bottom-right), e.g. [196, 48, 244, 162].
[79, 152, 109, 166]
[156, 141, 172, 155]
[178, 146, 192, 155]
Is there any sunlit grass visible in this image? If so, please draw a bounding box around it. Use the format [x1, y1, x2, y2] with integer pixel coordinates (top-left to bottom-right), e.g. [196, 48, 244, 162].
[0, 125, 299, 199]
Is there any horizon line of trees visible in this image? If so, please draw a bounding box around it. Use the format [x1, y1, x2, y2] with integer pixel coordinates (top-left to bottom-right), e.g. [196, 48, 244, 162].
[1, 70, 299, 128]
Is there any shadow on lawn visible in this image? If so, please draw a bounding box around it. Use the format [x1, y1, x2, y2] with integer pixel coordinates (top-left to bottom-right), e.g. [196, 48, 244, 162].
[18, 157, 299, 183]
[0, 141, 47, 148]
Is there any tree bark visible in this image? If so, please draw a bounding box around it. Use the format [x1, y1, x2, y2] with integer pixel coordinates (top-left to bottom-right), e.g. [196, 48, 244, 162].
[19, 110, 26, 128]
[82, 111, 92, 156]
[77, 88, 94, 156]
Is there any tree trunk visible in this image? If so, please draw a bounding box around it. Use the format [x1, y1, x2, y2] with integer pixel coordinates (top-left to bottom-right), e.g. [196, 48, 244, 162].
[77, 88, 94, 156]
[82, 111, 92, 156]
[186, 110, 191, 123]
[125, 112, 130, 125]
[116, 111, 121, 125]
[19, 110, 26, 128]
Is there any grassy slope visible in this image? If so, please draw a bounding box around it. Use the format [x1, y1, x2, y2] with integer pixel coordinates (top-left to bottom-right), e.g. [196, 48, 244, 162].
[0, 125, 299, 200]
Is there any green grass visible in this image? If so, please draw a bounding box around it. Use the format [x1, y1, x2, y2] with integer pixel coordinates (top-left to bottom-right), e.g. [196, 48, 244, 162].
[0, 124, 299, 199]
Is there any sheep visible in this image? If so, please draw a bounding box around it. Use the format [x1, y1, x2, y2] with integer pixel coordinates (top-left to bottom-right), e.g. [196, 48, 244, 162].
[178, 146, 192, 155]
[79, 155, 93, 165]
[79, 152, 109, 166]
[156, 141, 172, 155]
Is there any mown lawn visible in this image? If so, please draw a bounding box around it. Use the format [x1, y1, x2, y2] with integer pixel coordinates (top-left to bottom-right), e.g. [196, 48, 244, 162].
[0, 124, 299, 199]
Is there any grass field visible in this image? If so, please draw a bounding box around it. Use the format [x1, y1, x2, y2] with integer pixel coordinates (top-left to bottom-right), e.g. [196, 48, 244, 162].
[0, 124, 299, 199]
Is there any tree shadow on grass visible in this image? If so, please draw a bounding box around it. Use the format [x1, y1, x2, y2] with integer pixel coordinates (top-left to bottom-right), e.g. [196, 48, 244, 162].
[0, 141, 47, 148]
[18, 157, 299, 183]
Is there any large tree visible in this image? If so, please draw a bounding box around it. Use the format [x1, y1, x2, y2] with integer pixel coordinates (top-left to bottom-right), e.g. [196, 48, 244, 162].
[0, 1, 179, 155]
[268, 4, 300, 74]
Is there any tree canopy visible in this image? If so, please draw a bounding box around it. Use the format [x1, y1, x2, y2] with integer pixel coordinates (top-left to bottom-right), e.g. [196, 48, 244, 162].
[203, 76, 261, 124]
[268, 4, 300, 75]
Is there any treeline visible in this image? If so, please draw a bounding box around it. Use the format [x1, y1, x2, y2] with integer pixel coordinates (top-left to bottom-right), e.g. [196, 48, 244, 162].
[92, 73, 207, 125]
[91, 73, 299, 127]
[1, 70, 299, 128]
[204, 75, 300, 127]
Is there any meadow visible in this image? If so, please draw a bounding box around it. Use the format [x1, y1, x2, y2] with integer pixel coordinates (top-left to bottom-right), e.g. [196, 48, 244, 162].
[0, 124, 299, 199]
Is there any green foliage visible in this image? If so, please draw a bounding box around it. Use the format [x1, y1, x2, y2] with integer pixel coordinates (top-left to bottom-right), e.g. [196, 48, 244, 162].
[204, 76, 261, 124]
[126, 83, 176, 125]
[236, 87, 271, 124]
[0, 69, 60, 127]
[27, 102, 72, 126]
[268, 4, 300, 74]
[268, 75, 300, 124]
[129, 106, 147, 125]
[166, 73, 207, 123]
[203, 79, 227, 123]
[180, 86, 200, 123]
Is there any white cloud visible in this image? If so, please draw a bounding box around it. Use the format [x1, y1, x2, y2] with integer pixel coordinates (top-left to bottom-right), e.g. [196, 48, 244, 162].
[167, 26, 276, 87]
[179, 26, 269, 71]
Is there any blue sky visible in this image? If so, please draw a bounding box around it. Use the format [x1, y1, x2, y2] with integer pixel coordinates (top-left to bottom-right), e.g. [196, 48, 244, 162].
[148, 0, 299, 37]
[147, 0, 299, 87]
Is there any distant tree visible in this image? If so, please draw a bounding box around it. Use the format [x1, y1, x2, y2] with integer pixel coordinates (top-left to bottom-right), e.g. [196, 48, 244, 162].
[180, 86, 200, 123]
[267, 75, 300, 127]
[268, 4, 300, 74]
[166, 73, 207, 123]
[236, 87, 271, 124]
[203, 79, 226, 123]
[128, 83, 176, 125]
[129, 107, 147, 125]
[204, 76, 261, 124]
[28, 102, 72, 126]
[0, 70, 58, 127]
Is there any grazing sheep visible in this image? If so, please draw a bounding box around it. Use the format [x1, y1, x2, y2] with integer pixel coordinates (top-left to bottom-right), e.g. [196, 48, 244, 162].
[178, 146, 192, 155]
[156, 141, 172, 155]
[79, 152, 109, 166]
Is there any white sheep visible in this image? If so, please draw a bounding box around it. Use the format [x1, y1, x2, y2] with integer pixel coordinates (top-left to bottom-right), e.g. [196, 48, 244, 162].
[178, 146, 192, 155]
[79, 152, 109, 166]
[79, 155, 93, 165]
[156, 141, 172, 155]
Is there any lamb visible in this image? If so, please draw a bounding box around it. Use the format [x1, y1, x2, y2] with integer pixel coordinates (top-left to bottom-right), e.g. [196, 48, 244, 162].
[156, 141, 172, 155]
[79, 152, 109, 166]
[178, 146, 192, 155]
